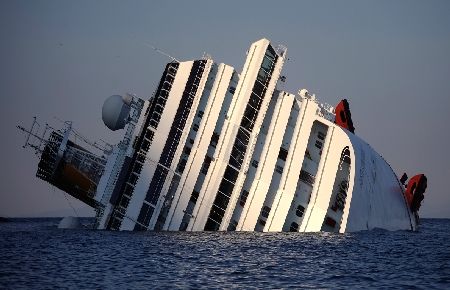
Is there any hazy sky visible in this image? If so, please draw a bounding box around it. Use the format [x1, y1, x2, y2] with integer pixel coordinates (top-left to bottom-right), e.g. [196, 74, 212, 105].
[1, 0, 449, 218]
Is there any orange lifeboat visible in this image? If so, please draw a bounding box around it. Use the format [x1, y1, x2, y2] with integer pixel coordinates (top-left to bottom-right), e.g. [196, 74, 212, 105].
[404, 174, 427, 212]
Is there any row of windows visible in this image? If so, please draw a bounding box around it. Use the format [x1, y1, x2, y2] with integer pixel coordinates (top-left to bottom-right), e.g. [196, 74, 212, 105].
[204, 165, 239, 231]
[109, 129, 156, 230]
[153, 175, 182, 231]
[229, 128, 250, 170]
[159, 61, 206, 170]
[205, 46, 279, 231]
[321, 147, 351, 232]
[149, 63, 179, 130]
[181, 73, 237, 223]
[108, 63, 179, 231]
[174, 72, 215, 176]
[137, 60, 207, 229]
[239, 53, 276, 134]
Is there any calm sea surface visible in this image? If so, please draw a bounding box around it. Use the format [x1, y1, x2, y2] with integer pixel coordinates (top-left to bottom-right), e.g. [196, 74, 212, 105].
[0, 218, 449, 289]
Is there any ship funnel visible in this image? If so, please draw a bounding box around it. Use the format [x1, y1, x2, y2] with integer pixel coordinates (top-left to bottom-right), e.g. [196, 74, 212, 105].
[102, 95, 132, 131]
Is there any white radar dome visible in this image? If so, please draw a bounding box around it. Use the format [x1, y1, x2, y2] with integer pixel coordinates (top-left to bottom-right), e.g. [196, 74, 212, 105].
[102, 94, 132, 131]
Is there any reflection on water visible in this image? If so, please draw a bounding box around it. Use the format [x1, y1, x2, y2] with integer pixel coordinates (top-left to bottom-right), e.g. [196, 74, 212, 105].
[1, 218, 449, 288]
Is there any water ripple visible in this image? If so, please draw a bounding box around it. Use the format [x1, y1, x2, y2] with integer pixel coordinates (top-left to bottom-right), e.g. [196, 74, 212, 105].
[0, 218, 449, 289]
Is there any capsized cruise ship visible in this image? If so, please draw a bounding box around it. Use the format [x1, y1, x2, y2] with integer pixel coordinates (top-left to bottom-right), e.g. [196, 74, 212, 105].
[18, 38, 427, 232]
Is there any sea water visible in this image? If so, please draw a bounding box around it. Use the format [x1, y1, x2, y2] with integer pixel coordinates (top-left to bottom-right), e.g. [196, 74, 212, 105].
[1, 218, 449, 289]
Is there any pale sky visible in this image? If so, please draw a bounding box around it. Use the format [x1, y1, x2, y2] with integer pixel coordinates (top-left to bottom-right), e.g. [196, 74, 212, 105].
[1, 0, 449, 218]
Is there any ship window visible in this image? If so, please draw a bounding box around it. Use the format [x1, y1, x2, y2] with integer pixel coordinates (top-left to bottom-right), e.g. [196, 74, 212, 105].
[275, 165, 284, 174]
[289, 222, 299, 232]
[258, 219, 266, 226]
[201, 155, 212, 175]
[207, 201, 227, 227]
[166, 74, 174, 84]
[248, 92, 262, 110]
[210, 132, 220, 148]
[155, 104, 164, 114]
[299, 170, 315, 186]
[123, 184, 134, 197]
[156, 95, 167, 106]
[129, 173, 139, 185]
[110, 217, 122, 231]
[197, 111, 204, 118]
[257, 67, 270, 84]
[162, 81, 171, 91]
[204, 218, 220, 231]
[240, 190, 249, 207]
[119, 196, 130, 209]
[245, 105, 258, 123]
[145, 129, 154, 141]
[209, 204, 225, 220]
[296, 205, 305, 217]
[219, 179, 235, 197]
[133, 163, 143, 174]
[230, 146, 245, 170]
[141, 139, 150, 152]
[145, 165, 169, 205]
[189, 138, 194, 145]
[278, 147, 288, 161]
[265, 45, 276, 61]
[137, 203, 155, 227]
[251, 160, 259, 168]
[137, 153, 146, 163]
[228, 87, 236, 94]
[190, 190, 200, 203]
[193, 124, 199, 132]
[240, 116, 255, 133]
[149, 120, 158, 129]
[252, 81, 265, 98]
[261, 56, 274, 73]
[318, 131, 325, 140]
[241, 105, 258, 132]
[184, 146, 191, 155]
[159, 128, 183, 168]
[315, 140, 323, 149]
[261, 206, 271, 218]
[325, 217, 336, 228]
[228, 219, 238, 231]
[152, 112, 161, 121]
[177, 158, 187, 174]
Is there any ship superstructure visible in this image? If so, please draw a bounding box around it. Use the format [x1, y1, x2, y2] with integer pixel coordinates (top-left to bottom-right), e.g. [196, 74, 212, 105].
[19, 38, 427, 232]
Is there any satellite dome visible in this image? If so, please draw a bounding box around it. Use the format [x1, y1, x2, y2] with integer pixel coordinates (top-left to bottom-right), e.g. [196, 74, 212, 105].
[102, 95, 131, 131]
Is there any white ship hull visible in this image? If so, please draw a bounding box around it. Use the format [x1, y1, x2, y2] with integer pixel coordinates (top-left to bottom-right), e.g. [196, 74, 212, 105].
[20, 38, 425, 232]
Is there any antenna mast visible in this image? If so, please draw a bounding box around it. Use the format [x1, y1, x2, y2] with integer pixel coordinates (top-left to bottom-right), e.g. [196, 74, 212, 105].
[144, 42, 179, 63]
